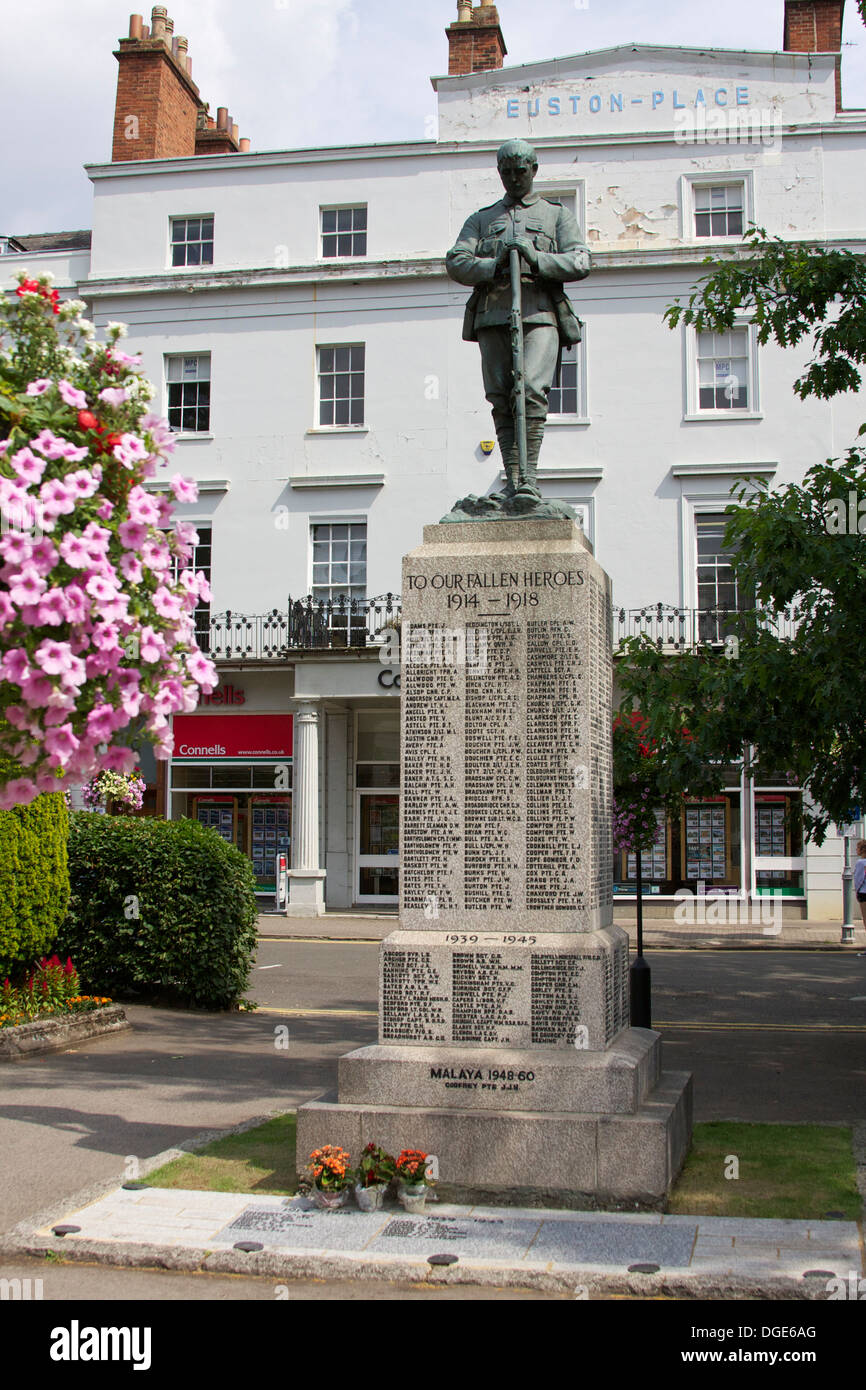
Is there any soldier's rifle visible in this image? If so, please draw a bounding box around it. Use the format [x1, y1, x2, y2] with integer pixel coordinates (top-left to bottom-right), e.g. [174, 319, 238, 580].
[509, 245, 528, 488]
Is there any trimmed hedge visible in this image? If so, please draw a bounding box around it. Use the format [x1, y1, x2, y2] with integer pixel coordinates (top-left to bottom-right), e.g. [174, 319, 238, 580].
[59, 813, 259, 1009]
[0, 792, 70, 976]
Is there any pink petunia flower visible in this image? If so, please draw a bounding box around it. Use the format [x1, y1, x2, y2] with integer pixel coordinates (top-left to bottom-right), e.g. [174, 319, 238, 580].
[31, 429, 73, 460]
[10, 447, 45, 485]
[118, 520, 147, 551]
[126, 485, 161, 525]
[119, 553, 143, 583]
[98, 386, 130, 407]
[1, 649, 31, 684]
[169, 474, 199, 503]
[9, 567, 47, 606]
[151, 587, 182, 620]
[59, 533, 91, 568]
[58, 379, 89, 410]
[34, 639, 75, 676]
[0, 779, 39, 809]
[0, 532, 33, 566]
[141, 538, 171, 572]
[44, 725, 80, 766]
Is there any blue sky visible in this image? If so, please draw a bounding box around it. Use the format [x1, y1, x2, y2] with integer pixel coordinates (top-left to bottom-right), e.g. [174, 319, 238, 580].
[2, 0, 864, 232]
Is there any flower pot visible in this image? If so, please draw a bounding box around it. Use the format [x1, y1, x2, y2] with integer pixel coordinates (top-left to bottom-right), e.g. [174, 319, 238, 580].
[398, 1182, 428, 1214]
[311, 1186, 350, 1211]
[354, 1182, 387, 1212]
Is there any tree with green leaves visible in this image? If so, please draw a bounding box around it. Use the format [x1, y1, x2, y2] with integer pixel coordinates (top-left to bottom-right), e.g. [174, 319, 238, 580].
[618, 223, 866, 844]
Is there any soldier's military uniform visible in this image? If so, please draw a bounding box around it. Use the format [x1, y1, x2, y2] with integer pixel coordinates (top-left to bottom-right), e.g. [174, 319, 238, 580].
[446, 191, 591, 494]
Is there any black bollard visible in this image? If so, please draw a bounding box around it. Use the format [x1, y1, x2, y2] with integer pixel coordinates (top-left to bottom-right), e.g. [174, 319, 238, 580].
[629, 849, 652, 1028]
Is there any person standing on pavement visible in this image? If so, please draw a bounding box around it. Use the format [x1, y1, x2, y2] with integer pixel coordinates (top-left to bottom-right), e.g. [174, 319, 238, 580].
[855, 839, 866, 927]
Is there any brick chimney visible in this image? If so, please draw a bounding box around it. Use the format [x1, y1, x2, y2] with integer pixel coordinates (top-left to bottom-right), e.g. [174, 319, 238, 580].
[112, 10, 248, 160]
[783, 0, 846, 110]
[446, 1, 507, 76]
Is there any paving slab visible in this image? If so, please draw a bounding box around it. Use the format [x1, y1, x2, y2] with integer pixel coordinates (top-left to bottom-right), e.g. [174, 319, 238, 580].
[6, 1183, 860, 1298]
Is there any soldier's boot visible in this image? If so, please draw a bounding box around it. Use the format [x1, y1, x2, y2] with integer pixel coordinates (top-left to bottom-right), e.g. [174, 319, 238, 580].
[517, 418, 545, 496]
[495, 423, 519, 498]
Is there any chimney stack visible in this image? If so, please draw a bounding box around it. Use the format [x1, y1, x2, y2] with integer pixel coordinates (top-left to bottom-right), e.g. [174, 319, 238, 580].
[446, 1, 507, 76]
[112, 11, 248, 160]
[783, 0, 846, 110]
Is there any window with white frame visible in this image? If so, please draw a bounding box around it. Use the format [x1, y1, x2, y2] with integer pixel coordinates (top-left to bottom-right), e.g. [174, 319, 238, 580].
[166, 354, 211, 432]
[320, 206, 367, 258]
[548, 342, 582, 416]
[695, 511, 751, 642]
[693, 183, 744, 239]
[317, 344, 365, 427]
[312, 522, 366, 600]
[539, 190, 577, 218]
[696, 328, 751, 412]
[311, 521, 367, 643]
[170, 216, 214, 267]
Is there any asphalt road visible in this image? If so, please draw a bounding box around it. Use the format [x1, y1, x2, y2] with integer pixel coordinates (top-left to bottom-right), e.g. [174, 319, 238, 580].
[249, 940, 866, 1027]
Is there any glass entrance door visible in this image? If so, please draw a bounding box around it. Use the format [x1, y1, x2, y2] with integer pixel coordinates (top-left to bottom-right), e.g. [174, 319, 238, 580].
[356, 791, 399, 903]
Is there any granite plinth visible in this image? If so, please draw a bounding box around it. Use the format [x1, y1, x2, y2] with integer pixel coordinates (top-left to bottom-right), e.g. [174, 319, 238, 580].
[298, 519, 693, 1205]
[339, 1027, 661, 1113]
[296, 1070, 693, 1204]
[380, 927, 629, 1051]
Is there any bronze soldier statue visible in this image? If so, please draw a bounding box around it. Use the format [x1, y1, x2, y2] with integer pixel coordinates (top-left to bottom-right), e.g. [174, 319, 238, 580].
[445, 139, 591, 512]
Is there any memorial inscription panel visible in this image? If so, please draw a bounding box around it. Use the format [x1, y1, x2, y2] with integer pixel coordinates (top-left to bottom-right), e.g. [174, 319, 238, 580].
[400, 530, 612, 934]
[379, 931, 628, 1051]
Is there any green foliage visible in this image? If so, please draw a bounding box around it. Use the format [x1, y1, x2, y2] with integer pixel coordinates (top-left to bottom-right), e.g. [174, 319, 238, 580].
[354, 1142, 396, 1189]
[59, 813, 259, 1009]
[617, 450, 866, 843]
[652, 202, 866, 842]
[0, 787, 70, 975]
[665, 226, 866, 400]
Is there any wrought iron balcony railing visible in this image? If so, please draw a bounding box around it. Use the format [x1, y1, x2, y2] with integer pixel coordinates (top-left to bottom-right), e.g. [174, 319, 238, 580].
[198, 593, 401, 660]
[613, 604, 803, 652]
[194, 598, 801, 661]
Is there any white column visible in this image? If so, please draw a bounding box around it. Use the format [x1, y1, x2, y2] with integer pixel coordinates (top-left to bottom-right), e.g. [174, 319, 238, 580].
[287, 701, 326, 915]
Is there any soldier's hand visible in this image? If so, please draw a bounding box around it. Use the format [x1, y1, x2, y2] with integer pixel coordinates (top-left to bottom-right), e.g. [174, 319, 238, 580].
[514, 238, 539, 270]
[493, 240, 514, 274]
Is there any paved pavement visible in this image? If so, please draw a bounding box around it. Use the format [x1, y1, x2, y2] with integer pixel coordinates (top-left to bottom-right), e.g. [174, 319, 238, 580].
[258, 910, 866, 950]
[5, 1184, 861, 1299]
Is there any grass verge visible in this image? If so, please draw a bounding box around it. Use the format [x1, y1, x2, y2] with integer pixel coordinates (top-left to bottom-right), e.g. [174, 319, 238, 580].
[144, 1116, 860, 1220]
[668, 1122, 860, 1220]
[146, 1114, 297, 1195]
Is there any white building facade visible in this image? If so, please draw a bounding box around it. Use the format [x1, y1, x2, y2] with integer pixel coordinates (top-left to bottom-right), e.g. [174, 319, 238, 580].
[3, 1, 864, 917]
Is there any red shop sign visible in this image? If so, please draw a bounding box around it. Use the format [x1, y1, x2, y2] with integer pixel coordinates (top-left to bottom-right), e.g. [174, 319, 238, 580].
[172, 714, 293, 759]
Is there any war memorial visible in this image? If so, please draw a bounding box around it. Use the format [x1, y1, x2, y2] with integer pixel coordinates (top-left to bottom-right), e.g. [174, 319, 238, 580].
[297, 141, 693, 1204]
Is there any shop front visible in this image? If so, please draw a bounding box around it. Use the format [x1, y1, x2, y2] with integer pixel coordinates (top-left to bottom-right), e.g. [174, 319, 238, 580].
[612, 764, 806, 913]
[168, 708, 293, 897]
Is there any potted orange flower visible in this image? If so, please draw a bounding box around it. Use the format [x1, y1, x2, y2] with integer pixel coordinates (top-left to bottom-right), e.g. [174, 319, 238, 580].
[306, 1145, 352, 1210]
[395, 1148, 433, 1213]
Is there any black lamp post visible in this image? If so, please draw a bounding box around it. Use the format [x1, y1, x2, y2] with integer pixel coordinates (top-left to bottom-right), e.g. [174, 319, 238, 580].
[629, 843, 652, 1028]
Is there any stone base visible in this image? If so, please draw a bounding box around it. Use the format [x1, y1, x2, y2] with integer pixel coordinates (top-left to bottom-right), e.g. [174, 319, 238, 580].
[296, 1068, 692, 1204]
[439, 492, 578, 524]
[339, 1027, 661, 1113]
[286, 868, 326, 917]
